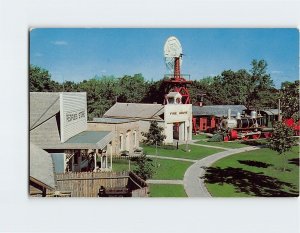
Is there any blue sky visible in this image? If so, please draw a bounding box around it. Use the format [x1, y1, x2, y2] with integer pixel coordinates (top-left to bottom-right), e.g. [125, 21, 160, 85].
[30, 28, 299, 88]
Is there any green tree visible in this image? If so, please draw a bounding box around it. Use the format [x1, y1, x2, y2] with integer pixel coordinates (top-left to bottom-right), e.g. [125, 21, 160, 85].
[29, 64, 61, 92]
[118, 74, 149, 103]
[77, 76, 121, 120]
[246, 59, 277, 109]
[133, 153, 155, 180]
[281, 80, 299, 120]
[142, 121, 166, 146]
[267, 121, 296, 171]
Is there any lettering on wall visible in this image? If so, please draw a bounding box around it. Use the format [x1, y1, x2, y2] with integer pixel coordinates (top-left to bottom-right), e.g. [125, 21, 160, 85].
[66, 110, 86, 123]
[169, 111, 187, 116]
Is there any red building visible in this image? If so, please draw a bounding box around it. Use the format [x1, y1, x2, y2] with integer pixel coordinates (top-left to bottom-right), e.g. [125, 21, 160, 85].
[192, 105, 247, 133]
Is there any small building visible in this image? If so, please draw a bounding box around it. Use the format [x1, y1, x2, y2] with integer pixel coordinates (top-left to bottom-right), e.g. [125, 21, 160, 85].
[103, 92, 193, 144]
[30, 92, 114, 173]
[88, 118, 140, 156]
[192, 105, 247, 132]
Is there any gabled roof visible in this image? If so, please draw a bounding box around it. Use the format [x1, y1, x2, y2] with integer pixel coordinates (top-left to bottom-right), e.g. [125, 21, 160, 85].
[261, 109, 281, 115]
[30, 143, 56, 190]
[103, 103, 164, 120]
[91, 117, 137, 124]
[193, 105, 247, 117]
[30, 92, 60, 130]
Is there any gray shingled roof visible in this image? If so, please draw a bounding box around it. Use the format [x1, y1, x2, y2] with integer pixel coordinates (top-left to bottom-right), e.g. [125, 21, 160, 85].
[104, 103, 164, 120]
[261, 109, 281, 115]
[193, 105, 246, 117]
[30, 143, 56, 190]
[91, 117, 137, 124]
[30, 92, 60, 130]
[30, 115, 61, 147]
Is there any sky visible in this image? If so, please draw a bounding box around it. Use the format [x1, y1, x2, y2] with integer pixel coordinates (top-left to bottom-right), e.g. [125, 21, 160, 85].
[30, 28, 299, 88]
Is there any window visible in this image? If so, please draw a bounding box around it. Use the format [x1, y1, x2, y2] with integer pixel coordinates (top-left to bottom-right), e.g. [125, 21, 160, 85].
[133, 130, 137, 148]
[119, 134, 124, 151]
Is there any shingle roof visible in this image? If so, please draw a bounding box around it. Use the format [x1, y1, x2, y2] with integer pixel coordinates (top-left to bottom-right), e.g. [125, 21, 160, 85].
[193, 105, 247, 117]
[261, 109, 281, 115]
[30, 92, 60, 130]
[30, 115, 61, 147]
[30, 143, 56, 190]
[103, 103, 164, 120]
[91, 117, 137, 124]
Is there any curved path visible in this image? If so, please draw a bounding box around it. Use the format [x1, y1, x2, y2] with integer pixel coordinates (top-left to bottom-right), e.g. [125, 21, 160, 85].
[183, 146, 261, 197]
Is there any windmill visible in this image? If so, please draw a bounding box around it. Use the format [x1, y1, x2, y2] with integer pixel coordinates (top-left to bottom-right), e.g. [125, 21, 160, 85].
[163, 36, 192, 104]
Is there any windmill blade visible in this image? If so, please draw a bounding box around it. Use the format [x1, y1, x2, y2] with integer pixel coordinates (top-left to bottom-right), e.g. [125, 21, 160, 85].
[164, 36, 183, 72]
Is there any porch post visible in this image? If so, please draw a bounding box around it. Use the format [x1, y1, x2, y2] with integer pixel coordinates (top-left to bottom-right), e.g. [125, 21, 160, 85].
[110, 143, 113, 170]
[94, 152, 97, 172]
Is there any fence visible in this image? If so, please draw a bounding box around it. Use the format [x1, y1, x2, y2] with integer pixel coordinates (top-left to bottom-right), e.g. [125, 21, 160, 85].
[56, 171, 148, 197]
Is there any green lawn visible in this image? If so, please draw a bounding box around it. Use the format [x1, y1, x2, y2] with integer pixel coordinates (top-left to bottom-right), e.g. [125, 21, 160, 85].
[205, 146, 299, 197]
[192, 134, 209, 140]
[195, 140, 249, 149]
[112, 158, 135, 172]
[142, 144, 223, 160]
[151, 158, 192, 180]
[112, 158, 192, 180]
[149, 184, 187, 197]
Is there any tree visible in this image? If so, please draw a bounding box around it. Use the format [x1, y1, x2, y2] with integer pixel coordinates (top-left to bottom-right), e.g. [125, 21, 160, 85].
[118, 73, 149, 103]
[281, 80, 299, 120]
[133, 153, 155, 180]
[29, 64, 61, 92]
[142, 121, 166, 146]
[246, 59, 277, 109]
[267, 121, 296, 171]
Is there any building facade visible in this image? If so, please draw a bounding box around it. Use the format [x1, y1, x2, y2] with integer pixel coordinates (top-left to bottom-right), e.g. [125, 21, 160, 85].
[30, 92, 114, 174]
[87, 118, 140, 156]
[103, 93, 193, 144]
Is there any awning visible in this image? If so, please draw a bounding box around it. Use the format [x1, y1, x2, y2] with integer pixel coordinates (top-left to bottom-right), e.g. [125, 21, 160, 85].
[40, 131, 114, 150]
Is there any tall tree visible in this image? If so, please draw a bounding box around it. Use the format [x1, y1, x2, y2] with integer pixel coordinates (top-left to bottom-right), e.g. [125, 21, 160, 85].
[246, 59, 277, 109]
[281, 80, 299, 120]
[29, 64, 61, 92]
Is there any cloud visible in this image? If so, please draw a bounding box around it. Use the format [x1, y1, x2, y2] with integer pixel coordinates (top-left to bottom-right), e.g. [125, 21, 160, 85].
[51, 40, 68, 46]
[101, 69, 106, 73]
[34, 52, 43, 57]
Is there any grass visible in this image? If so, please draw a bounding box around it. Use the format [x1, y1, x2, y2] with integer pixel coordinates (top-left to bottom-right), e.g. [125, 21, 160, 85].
[205, 146, 299, 197]
[192, 134, 209, 140]
[195, 138, 268, 149]
[149, 184, 187, 197]
[195, 140, 249, 149]
[111, 158, 135, 172]
[142, 144, 223, 160]
[112, 158, 192, 180]
[151, 158, 192, 180]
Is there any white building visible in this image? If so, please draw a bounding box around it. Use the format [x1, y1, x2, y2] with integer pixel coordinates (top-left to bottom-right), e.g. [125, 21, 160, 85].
[30, 92, 114, 173]
[103, 92, 192, 144]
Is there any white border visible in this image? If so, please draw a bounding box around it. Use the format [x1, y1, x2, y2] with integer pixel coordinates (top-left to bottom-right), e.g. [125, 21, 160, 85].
[0, 0, 299, 232]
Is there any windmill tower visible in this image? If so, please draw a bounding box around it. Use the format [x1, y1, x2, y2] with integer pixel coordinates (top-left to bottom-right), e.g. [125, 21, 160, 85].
[163, 36, 192, 104]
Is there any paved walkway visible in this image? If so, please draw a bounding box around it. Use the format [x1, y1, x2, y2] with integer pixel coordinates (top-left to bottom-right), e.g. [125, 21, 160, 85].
[183, 146, 261, 197]
[146, 180, 183, 185]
